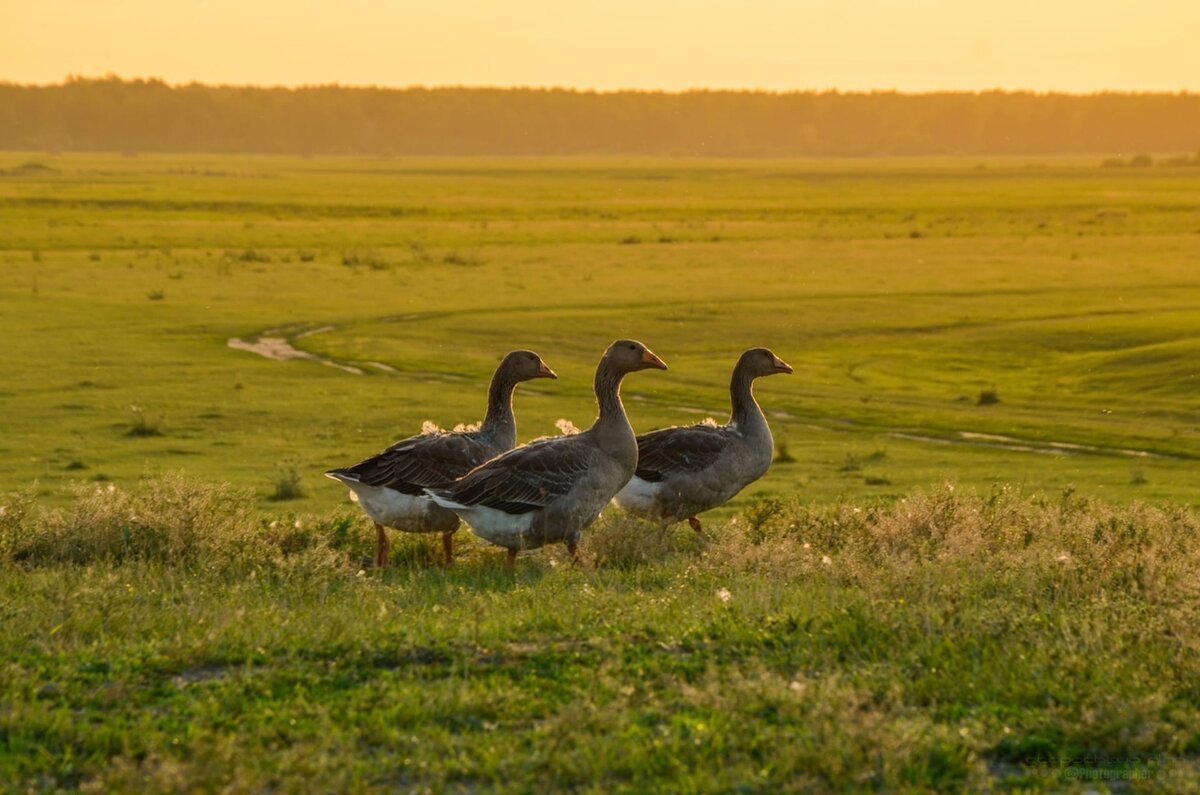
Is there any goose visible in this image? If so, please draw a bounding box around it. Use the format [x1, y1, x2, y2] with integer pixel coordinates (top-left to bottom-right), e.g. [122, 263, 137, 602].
[325, 350, 556, 567]
[427, 340, 668, 569]
[614, 347, 792, 532]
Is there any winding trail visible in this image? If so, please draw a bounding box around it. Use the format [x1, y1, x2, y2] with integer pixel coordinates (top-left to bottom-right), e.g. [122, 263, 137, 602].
[227, 324, 363, 375]
[227, 316, 1184, 462]
[887, 431, 1178, 460]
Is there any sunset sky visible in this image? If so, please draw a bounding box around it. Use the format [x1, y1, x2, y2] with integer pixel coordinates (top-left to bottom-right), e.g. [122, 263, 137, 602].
[2, 0, 1198, 93]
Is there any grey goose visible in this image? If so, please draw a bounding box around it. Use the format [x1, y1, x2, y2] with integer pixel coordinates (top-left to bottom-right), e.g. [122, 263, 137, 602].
[427, 340, 668, 569]
[614, 347, 792, 531]
[325, 350, 556, 567]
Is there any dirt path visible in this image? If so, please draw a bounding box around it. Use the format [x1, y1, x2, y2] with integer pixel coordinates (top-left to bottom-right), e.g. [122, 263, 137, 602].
[227, 326, 364, 375]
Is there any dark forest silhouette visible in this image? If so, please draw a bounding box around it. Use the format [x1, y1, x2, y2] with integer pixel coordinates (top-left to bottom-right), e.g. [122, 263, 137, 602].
[2, 77, 1199, 157]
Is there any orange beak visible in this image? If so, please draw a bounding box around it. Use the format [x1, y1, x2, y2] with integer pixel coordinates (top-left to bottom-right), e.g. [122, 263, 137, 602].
[536, 360, 558, 379]
[641, 348, 668, 370]
[772, 355, 793, 374]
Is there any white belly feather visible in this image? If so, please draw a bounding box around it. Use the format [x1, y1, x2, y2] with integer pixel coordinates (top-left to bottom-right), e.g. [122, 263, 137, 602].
[446, 504, 537, 548]
[613, 476, 662, 519]
[327, 473, 456, 532]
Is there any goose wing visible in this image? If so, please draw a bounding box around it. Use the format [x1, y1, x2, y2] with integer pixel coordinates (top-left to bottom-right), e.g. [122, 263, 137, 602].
[634, 424, 731, 483]
[328, 432, 494, 495]
[432, 435, 596, 514]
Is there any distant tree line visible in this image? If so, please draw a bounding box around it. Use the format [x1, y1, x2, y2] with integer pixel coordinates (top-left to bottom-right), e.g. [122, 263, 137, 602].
[1, 76, 1199, 157]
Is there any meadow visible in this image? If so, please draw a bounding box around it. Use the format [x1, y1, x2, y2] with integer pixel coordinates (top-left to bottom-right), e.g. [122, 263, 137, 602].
[1, 154, 1198, 791]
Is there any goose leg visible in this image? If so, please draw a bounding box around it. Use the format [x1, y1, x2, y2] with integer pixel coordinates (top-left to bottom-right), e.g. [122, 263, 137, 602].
[687, 517, 703, 534]
[374, 522, 390, 568]
[566, 539, 579, 565]
[441, 531, 455, 567]
[505, 548, 518, 572]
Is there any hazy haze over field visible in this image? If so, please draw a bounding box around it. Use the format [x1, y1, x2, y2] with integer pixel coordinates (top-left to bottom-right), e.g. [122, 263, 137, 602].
[3, 0, 1199, 92]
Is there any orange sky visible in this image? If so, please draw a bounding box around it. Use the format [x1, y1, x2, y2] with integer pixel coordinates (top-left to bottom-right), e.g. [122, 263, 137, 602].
[2, 0, 1198, 92]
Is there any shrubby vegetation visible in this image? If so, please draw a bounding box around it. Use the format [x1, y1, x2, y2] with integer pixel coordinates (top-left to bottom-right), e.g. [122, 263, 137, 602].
[2, 475, 1198, 791]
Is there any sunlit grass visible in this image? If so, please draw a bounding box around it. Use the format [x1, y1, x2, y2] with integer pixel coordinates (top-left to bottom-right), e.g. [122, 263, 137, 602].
[0, 153, 1196, 510]
[1, 476, 1198, 791]
[1, 151, 1199, 789]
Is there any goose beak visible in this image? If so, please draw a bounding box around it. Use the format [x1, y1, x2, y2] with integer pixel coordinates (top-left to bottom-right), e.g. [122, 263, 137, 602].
[536, 361, 558, 379]
[772, 355, 794, 374]
[641, 348, 668, 370]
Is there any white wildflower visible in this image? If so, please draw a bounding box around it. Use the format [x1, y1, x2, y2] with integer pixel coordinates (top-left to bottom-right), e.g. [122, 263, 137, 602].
[821, 555, 832, 566]
[293, 519, 302, 529]
[789, 680, 806, 694]
[716, 588, 732, 603]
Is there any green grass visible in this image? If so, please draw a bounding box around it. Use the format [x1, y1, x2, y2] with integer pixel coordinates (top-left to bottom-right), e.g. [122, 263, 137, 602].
[2, 477, 1198, 791]
[0, 153, 1196, 509]
[2, 154, 1199, 790]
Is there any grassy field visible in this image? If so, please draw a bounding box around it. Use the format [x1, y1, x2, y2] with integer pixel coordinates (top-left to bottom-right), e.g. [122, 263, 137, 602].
[1, 153, 1197, 509]
[1, 153, 1198, 791]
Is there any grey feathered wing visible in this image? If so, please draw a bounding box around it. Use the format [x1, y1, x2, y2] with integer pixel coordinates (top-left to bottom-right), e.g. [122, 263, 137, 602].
[634, 424, 730, 483]
[431, 436, 596, 514]
[327, 432, 494, 495]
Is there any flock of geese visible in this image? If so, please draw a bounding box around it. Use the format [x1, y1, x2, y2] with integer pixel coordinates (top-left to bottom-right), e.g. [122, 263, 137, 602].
[326, 340, 792, 570]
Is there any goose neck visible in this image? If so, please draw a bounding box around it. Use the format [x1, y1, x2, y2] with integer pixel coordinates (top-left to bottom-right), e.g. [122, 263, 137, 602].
[594, 361, 628, 423]
[729, 366, 766, 432]
[480, 371, 517, 447]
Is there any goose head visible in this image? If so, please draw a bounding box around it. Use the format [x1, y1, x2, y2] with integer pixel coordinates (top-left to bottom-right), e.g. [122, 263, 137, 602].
[499, 349, 558, 382]
[737, 347, 793, 378]
[602, 339, 668, 374]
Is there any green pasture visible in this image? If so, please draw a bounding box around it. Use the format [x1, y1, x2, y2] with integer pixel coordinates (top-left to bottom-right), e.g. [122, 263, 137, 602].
[0, 153, 1196, 509]
[3, 479, 1199, 792]
[2, 154, 1199, 792]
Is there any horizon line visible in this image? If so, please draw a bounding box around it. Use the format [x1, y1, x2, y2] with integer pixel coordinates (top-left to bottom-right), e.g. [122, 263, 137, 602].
[4, 74, 1197, 98]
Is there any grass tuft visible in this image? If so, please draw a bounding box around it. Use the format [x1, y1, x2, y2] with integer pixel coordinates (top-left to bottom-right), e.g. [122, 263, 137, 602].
[236, 248, 271, 263]
[977, 388, 1001, 405]
[269, 465, 304, 502]
[125, 405, 163, 437]
[441, 251, 479, 267]
[773, 439, 796, 463]
[341, 249, 390, 270]
[0, 474, 369, 571]
[582, 513, 689, 569]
